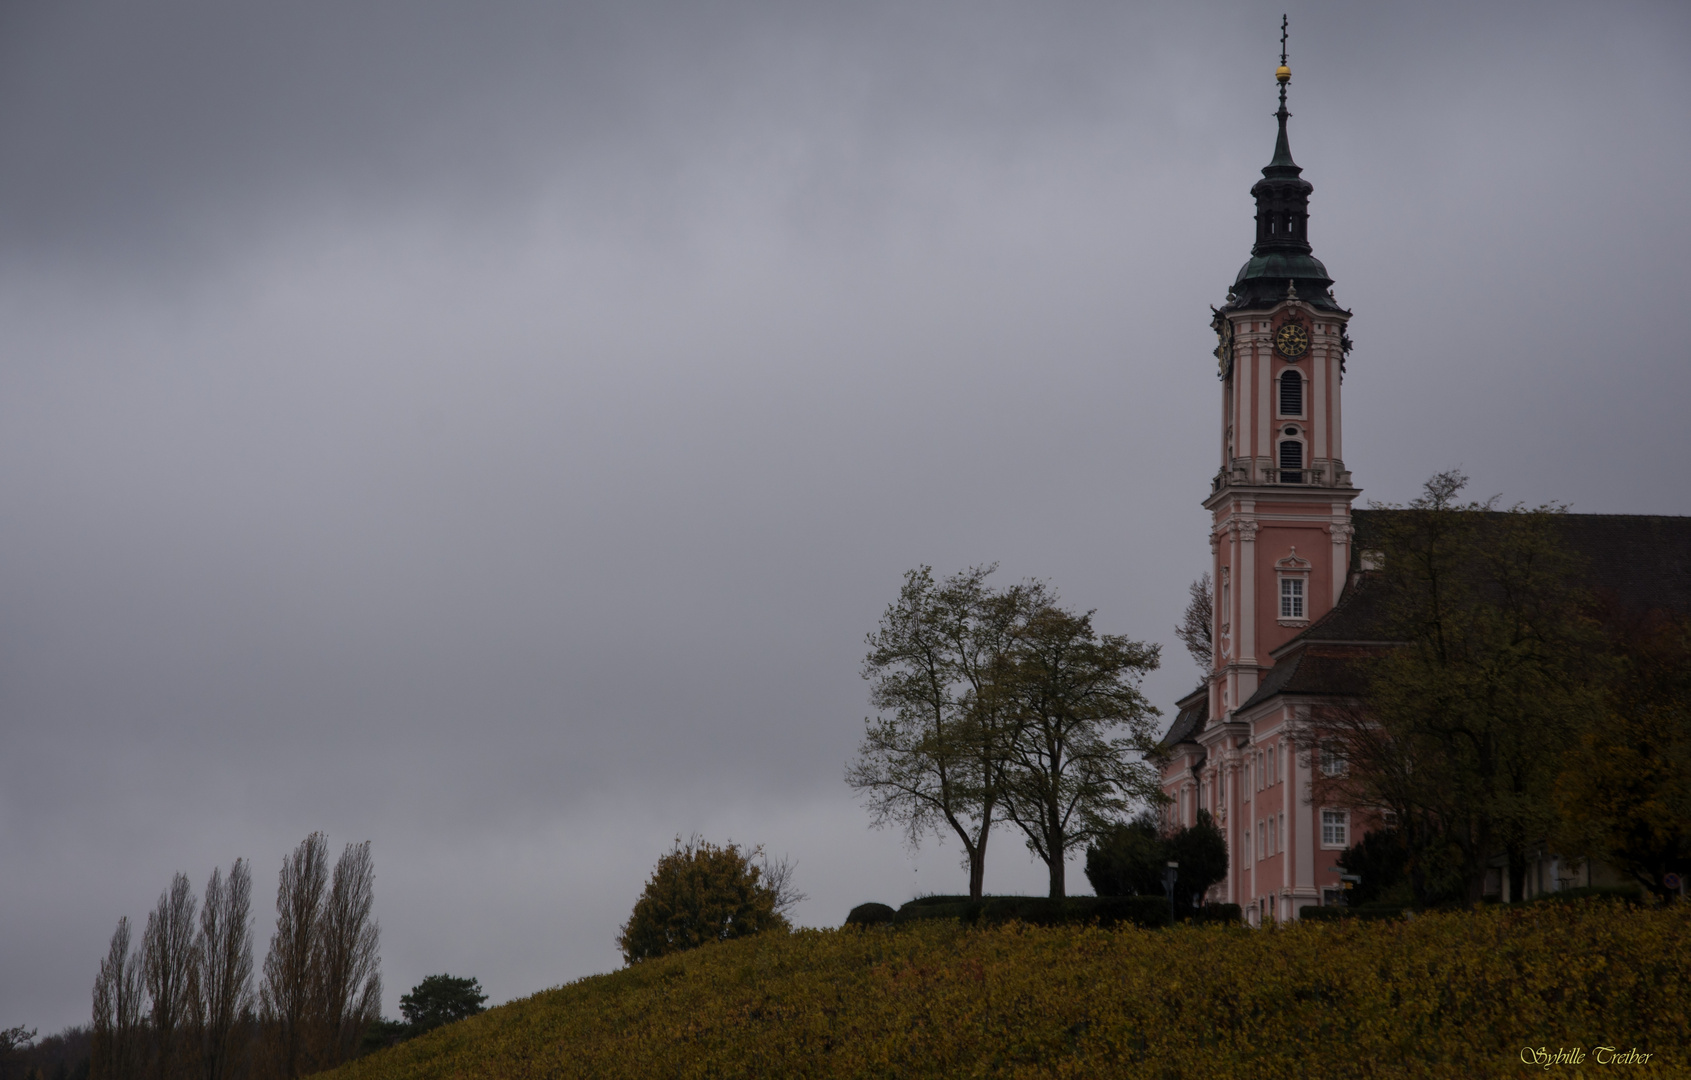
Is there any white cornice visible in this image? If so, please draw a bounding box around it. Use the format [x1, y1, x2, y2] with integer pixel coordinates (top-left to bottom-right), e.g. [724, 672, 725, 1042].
[1205, 485, 1360, 513]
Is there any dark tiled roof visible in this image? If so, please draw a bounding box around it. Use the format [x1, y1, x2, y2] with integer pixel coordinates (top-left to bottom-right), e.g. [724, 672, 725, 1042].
[1242, 510, 1691, 713]
[1240, 644, 1380, 711]
[1351, 510, 1691, 618]
[1290, 569, 1395, 646]
[1158, 685, 1209, 750]
[1548, 514, 1691, 615]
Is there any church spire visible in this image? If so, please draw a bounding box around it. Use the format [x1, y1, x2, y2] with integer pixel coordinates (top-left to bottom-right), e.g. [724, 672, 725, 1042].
[1267, 15, 1297, 174]
[1228, 14, 1338, 311]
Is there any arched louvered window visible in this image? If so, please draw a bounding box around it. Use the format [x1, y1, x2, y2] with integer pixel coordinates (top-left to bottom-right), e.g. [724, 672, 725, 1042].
[1279, 439, 1303, 483]
[1279, 369, 1303, 416]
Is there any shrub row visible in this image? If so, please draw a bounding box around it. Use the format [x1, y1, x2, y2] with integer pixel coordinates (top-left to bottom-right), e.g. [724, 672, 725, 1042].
[1300, 883, 1648, 923]
[855, 896, 1243, 930]
[890, 894, 1175, 929]
[1299, 904, 1410, 922]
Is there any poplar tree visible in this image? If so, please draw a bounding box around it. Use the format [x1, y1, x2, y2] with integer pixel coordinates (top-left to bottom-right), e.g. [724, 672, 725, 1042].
[92, 917, 145, 1080]
[141, 875, 198, 1080]
[314, 842, 381, 1069]
[257, 834, 382, 1078]
[196, 861, 253, 1080]
[259, 835, 328, 1080]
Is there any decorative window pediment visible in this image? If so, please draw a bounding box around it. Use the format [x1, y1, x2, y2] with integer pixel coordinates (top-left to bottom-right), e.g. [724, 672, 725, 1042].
[1275, 548, 1312, 625]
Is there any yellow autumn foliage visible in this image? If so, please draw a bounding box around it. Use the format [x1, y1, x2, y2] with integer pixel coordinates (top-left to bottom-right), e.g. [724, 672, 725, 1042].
[327, 901, 1688, 1079]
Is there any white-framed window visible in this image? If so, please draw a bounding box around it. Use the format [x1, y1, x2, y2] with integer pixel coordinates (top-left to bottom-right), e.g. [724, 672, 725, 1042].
[1269, 815, 1277, 855]
[1321, 809, 1349, 848]
[1257, 821, 1265, 860]
[1280, 576, 1305, 619]
[1278, 813, 1285, 855]
[1320, 742, 1348, 778]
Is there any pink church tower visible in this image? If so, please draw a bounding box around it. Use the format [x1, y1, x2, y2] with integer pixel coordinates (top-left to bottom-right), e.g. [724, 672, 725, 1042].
[1160, 26, 1360, 924]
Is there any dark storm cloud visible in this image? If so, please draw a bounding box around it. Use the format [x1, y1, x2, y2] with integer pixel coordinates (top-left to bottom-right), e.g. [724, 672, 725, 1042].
[3, 0, 1688, 1034]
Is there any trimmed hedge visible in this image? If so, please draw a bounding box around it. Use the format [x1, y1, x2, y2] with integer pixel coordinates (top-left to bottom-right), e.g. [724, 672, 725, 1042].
[1532, 883, 1644, 905]
[843, 903, 894, 927]
[1189, 902, 1243, 925]
[1299, 904, 1411, 922]
[892, 895, 1173, 929]
[1302, 884, 1647, 923]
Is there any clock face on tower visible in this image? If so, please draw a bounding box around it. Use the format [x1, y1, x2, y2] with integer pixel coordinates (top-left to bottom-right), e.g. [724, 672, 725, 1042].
[1274, 321, 1309, 359]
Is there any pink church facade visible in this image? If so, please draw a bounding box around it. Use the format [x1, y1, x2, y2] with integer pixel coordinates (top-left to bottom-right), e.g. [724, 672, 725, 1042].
[1157, 59, 1364, 925]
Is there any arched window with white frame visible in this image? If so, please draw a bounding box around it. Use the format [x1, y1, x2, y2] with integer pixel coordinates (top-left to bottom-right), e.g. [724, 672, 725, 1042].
[1278, 369, 1304, 416]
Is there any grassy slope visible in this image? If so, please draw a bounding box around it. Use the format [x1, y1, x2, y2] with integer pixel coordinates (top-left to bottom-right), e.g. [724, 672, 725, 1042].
[331, 902, 1690, 1080]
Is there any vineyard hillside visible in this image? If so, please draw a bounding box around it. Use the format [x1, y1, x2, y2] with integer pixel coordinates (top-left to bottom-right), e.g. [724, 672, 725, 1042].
[327, 902, 1689, 1079]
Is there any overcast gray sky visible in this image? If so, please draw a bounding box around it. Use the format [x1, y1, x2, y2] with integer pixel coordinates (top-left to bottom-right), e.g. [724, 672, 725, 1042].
[3, 0, 1688, 1034]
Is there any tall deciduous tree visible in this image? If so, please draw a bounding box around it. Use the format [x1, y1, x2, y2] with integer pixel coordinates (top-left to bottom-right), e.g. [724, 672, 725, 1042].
[258, 835, 383, 1078]
[998, 603, 1162, 899]
[314, 842, 380, 1070]
[1557, 608, 1691, 900]
[142, 875, 198, 1080]
[1308, 471, 1599, 905]
[260, 834, 328, 1080]
[847, 566, 1045, 899]
[91, 918, 144, 1080]
[195, 861, 253, 1080]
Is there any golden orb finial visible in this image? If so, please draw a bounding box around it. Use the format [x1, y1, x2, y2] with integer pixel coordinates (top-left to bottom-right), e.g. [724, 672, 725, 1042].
[1276, 64, 1291, 83]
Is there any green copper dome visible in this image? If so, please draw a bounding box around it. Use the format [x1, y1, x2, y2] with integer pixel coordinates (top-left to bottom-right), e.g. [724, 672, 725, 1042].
[1226, 66, 1341, 312]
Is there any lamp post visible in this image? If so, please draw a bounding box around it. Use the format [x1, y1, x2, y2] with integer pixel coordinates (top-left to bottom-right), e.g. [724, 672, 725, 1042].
[1337, 871, 1361, 907]
[1163, 861, 1180, 925]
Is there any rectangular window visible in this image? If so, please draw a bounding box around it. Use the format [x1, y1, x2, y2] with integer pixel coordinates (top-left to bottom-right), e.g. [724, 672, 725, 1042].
[1257, 821, 1265, 860]
[1280, 577, 1305, 619]
[1269, 816, 1277, 854]
[1321, 809, 1349, 848]
[1320, 743, 1347, 778]
[1279, 813, 1285, 855]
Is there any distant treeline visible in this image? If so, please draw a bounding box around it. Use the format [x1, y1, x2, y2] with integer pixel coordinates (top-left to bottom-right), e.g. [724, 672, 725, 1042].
[0, 1026, 91, 1080]
[83, 832, 381, 1080]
